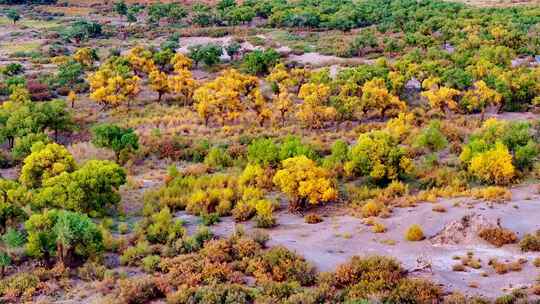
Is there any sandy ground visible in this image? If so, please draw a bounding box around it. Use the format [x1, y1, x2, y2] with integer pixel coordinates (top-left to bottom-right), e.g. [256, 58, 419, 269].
[287, 52, 367, 67]
[174, 185, 540, 298]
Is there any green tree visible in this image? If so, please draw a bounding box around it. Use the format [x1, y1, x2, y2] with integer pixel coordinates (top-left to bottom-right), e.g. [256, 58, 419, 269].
[345, 130, 414, 182]
[192, 4, 214, 26]
[25, 209, 103, 264]
[188, 44, 223, 67]
[413, 120, 448, 152]
[12, 133, 50, 160]
[0, 179, 28, 234]
[19, 143, 77, 189]
[35, 160, 126, 216]
[37, 99, 74, 140]
[55, 60, 85, 90]
[61, 20, 102, 44]
[148, 3, 186, 24]
[242, 49, 280, 75]
[0, 252, 11, 277]
[0, 89, 73, 150]
[5, 9, 20, 25]
[91, 124, 139, 161]
[225, 6, 255, 25]
[114, 0, 128, 17]
[1, 63, 23, 76]
[225, 42, 241, 60]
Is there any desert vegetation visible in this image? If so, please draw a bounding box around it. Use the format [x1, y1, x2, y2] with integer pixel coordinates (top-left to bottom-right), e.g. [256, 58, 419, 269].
[0, 0, 540, 302]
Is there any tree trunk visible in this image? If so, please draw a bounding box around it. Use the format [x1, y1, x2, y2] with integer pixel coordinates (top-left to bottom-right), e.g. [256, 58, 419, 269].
[480, 109, 485, 124]
[57, 242, 64, 266]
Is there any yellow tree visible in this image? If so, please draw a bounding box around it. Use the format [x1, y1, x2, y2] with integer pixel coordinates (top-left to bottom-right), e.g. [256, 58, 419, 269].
[248, 88, 272, 127]
[421, 86, 461, 114]
[360, 78, 407, 119]
[126, 46, 156, 76]
[67, 90, 77, 108]
[273, 90, 293, 126]
[168, 69, 197, 105]
[296, 83, 337, 129]
[469, 142, 515, 185]
[193, 69, 260, 126]
[388, 71, 406, 95]
[267, 63, 309, 94]
[334, 81, 362, 121]
[171, 53, 193, 72]
[421, 76, 441, 90]
[73, 47, 97, 68]
[273, 156, 338, 211]
[149, 69, 170, 103]
[461, 80, 502, 120]
[149, 53, 197, 104]
[88, 61, 141, 109]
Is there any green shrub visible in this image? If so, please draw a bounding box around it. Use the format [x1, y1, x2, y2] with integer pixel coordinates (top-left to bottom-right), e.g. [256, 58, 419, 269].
[519, 230, 540, 252]
[201, 212, 220, 226]
[279, 136, 318, 161]
[11, 132, 50, 160]
[242, 49, 280, 75]
[142, 255, 161, 272]
[120, 240, 152, 266]
[247, 138, 280, 166]
[188, 44, 223, 67]
[204, 147, 232, 169]
[413, 120, 448, 152]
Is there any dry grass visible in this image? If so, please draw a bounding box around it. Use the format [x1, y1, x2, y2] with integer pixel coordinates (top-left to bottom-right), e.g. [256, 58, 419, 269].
[37, 5, 96, 16]
[0, 17, 60, 29]
[0, 40, 42, 54]
[67, 142, 115, 164]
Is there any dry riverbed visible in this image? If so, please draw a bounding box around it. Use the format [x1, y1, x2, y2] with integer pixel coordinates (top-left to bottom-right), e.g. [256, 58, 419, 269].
[175, 185, 540, 298]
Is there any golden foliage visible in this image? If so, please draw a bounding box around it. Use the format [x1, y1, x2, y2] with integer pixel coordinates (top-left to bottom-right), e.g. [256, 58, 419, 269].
[125, 46, 156, 76]
[149, 69, 170, 101]
[273, 156, 338, 208]
[193, 69, 263, 126]
[405, 224, 424, 241]
[468, 142, 515, 185]
[171, 53, 193, 72]
[360, 78, 407, 118]
[461, 81, 502, 114]
[421, 86, 460, 113]
[273, 90, 293, 126]
[67, 90, 77, 107]
[297, 82, 337, 129]
[73, 47, 96, 67]
[266, 63, 307, 92]
[88, 61, 140, 108]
